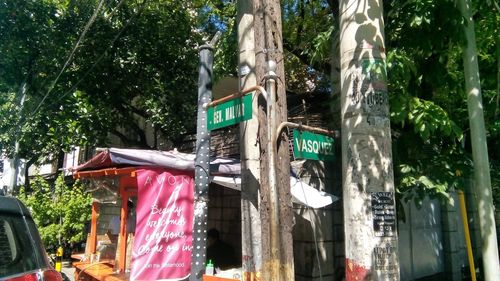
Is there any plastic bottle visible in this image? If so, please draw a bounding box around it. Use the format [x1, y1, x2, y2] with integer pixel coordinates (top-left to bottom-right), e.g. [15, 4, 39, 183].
[205, 259, 214, 276]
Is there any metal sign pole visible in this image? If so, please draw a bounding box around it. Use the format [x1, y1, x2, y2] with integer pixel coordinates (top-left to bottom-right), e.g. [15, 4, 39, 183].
[190, 33, 220, 281]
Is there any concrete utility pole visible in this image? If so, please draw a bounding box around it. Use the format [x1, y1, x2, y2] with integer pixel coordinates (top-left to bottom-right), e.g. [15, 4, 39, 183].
[237, 1, 263, 280]
[457, 0, 500, 279]
[253, 0, 294, 280]
[339, 0, 400, 280]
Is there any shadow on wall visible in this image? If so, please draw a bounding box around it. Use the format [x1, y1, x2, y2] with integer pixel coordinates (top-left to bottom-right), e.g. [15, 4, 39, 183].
[291, 157, 343, 281]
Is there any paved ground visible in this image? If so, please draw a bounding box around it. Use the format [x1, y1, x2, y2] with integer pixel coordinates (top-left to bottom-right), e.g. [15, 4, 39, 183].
[61, 261, 75, 281]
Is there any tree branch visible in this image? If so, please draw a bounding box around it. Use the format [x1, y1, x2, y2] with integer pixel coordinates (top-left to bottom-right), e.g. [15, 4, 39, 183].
[283, 39, 332, 76]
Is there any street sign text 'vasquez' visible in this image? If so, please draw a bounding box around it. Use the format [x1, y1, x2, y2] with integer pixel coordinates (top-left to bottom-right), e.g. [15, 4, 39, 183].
[293, 130, 335, 161]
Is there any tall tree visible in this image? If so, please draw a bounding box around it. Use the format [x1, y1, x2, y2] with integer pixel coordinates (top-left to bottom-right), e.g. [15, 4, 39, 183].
[277, 0, 499, 207]
[18, 174, 92, 248]
[457, 0, 500, 279]
[0, 0, 203, 184]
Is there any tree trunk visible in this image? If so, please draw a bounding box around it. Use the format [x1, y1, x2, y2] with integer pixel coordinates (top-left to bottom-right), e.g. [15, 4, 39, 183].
[339, 0, 400, 280]
[456, 0, 500, 279]
[23, 158, 36, 193]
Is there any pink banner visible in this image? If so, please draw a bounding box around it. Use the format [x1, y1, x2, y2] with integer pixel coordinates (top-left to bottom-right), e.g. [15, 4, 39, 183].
[131, 168, 194, 281]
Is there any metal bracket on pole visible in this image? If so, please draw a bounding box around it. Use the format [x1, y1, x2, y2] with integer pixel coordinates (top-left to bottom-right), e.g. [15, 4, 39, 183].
[202, 85, 268, 109]
[275, 121, 340, 143]
[264, 60, 282, 279]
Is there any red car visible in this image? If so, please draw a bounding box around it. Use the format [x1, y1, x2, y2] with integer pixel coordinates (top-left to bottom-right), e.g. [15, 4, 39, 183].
[0, 196, 63, 281]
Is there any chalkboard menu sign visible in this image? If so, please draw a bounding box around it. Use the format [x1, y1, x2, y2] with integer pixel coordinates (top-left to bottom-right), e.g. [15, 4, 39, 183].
[371, 192, 396, 237]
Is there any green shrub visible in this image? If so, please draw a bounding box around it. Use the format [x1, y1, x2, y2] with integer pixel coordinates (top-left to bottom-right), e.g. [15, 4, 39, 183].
[18, 173, 92, 248]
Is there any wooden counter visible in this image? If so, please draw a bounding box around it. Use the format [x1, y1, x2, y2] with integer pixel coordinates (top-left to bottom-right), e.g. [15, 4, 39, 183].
[74, 262, 238, 281]
[202, 275, 239, 281]
[73, 261, 128, 281]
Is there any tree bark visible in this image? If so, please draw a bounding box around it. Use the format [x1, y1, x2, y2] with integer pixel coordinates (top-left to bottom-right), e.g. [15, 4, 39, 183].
[457, 0, 500, 279]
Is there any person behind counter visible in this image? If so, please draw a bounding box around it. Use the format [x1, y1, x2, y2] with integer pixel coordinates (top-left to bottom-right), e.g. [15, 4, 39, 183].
[107, 200, 136, 238]
[206, 228, 239, 270]
[102, 201, 136, 262]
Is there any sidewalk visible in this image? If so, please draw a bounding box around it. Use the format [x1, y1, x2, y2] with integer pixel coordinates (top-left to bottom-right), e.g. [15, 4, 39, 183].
[61, 261, 75, 281]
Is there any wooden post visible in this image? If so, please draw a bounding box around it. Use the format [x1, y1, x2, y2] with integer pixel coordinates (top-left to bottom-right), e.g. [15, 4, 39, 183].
[118, 191, 129, 272]
[89, 201, 99, 254]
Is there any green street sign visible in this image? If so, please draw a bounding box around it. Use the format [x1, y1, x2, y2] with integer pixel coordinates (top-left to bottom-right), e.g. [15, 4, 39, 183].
[207, 94, 252, 130]
[293, 130, 335, 161]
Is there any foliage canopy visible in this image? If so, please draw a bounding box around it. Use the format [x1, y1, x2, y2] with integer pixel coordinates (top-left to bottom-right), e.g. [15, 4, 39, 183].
[0, 0, 498, 206]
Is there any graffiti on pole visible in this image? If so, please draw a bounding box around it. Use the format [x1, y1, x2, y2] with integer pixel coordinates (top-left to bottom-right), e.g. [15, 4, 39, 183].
[347, 58, 389, 119]
[373, 241, 399, 279]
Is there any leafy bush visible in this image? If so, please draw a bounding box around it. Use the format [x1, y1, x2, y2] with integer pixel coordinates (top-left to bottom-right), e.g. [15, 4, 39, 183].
[18, 173, 92, 248]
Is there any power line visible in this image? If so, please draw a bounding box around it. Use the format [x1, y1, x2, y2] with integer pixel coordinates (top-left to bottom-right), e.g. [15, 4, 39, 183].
[31, 0, 106, 116]
[49, 0, 148, 108]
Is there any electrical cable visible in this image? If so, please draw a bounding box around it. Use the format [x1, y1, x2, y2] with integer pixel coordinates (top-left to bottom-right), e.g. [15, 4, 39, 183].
[291, 127, 324, 281]
[51, 2, 146, 106]
[296, 169, 324, 281]
[28, 0, 148, 120]
[32, 0, 106, 116]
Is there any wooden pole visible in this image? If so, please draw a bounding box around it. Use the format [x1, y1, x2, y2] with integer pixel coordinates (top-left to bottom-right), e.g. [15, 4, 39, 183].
[253, 1, 294, 280]
[118, 192, 129, 272]
[89, 202, 99, 255]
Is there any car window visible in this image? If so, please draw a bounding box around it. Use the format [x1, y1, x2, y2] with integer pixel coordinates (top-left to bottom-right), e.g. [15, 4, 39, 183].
[0, 214, 48, 278]
[0, 219, 19, 263]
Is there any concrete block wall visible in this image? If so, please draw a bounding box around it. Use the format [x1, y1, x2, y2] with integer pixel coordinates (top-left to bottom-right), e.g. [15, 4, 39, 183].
[441, 192, 467, 281]
[464, 180, 484, 277]
[496, 210, 500, 257]
[332, 186, 345, 280]
[294, 206, 337, 281]
[292, 159, 343, 281]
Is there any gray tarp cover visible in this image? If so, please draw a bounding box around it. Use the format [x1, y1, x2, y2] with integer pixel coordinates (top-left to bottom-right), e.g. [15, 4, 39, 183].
[71, 148, 240, 175]
[72, 148, 336, 208]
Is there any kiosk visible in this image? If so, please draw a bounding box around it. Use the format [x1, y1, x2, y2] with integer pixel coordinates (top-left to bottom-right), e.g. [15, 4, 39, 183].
[71, 148, 240, 281]
[70, 147, 335, 281]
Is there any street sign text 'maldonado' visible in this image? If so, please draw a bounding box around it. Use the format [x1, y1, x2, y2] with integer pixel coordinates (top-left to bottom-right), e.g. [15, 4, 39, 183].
[207, 94, 252, 130]
[293, 130, 335, 161]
